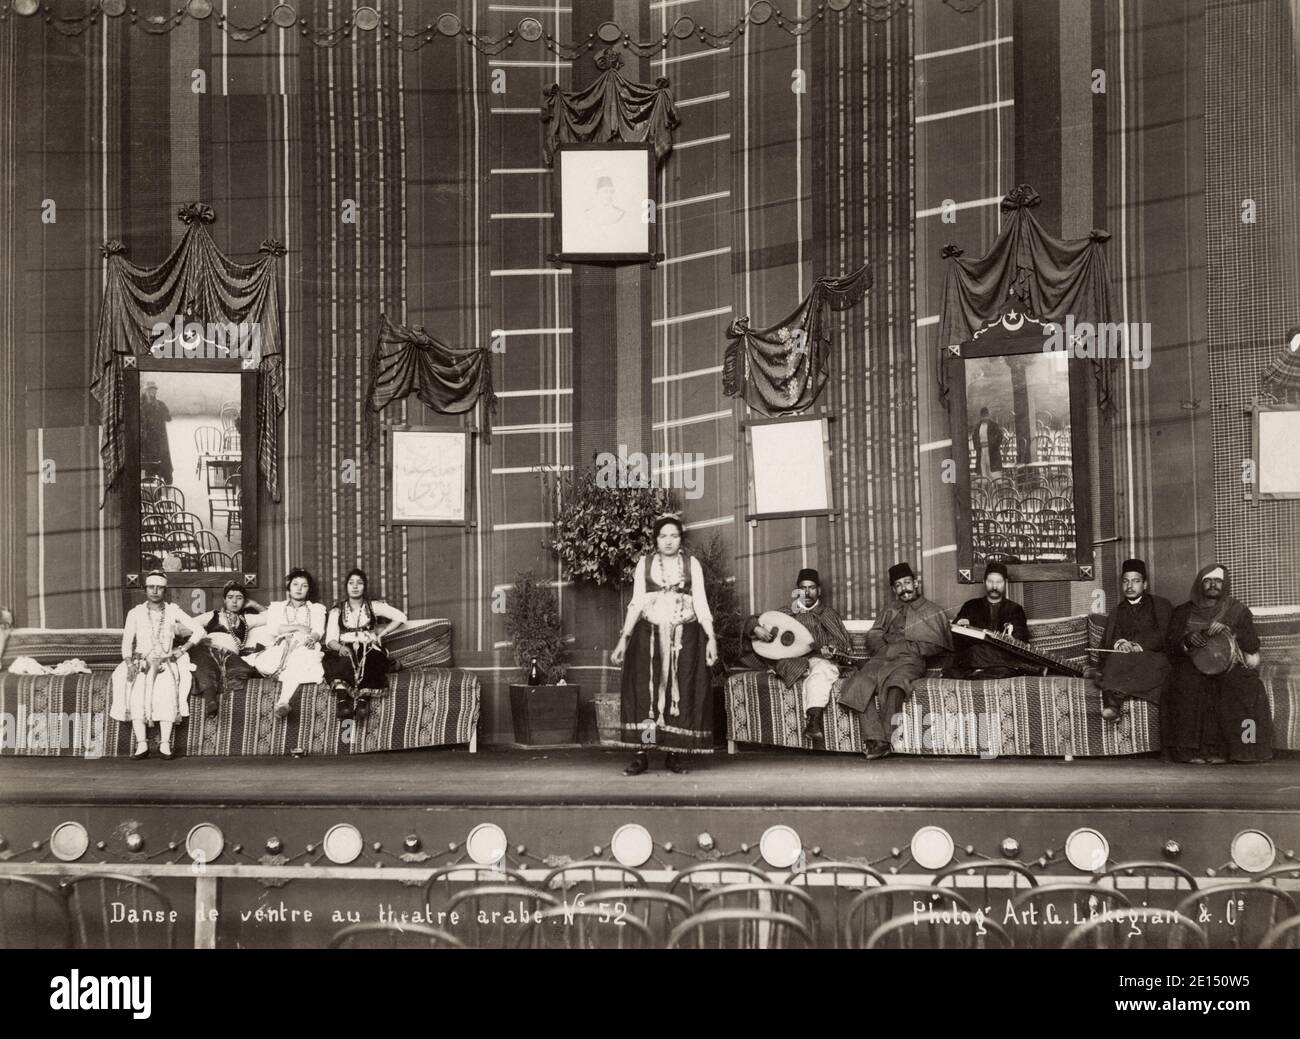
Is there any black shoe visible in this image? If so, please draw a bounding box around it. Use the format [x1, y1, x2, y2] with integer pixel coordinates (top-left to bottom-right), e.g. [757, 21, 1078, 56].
[623, 753, 649, 776]
[804, 707, 825, 742]
[158, 741, 174, 761]
[335, 696, 354, 721]
[203, 696, 220, 718]
[664, 752, 687, 774]
[864, 740, 892, 760]
[353, 695, 370, 723]
[132, 742, 149, 761]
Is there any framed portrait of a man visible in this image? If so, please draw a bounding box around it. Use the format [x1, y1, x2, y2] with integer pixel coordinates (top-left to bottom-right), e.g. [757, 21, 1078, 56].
[553, 142, 658, 264]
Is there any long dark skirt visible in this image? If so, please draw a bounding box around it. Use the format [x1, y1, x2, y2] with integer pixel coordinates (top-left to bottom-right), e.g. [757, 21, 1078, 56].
[618, 618, 713, 755]
[323, 645, 391, 691]
[1164, 661, 1273, 762]
[192, 646, 255, 708]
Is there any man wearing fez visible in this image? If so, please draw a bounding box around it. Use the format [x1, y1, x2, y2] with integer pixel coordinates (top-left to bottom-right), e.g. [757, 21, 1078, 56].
[1094, 559, 1173, 722]
[839, 562, 952, 759]
[946, 560, 1033, 679]
[1165, 564, 1273, 764]
[743, 568, 852, 747]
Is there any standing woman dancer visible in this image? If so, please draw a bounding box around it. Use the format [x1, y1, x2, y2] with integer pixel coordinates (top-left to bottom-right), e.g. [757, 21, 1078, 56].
[610, 516, 717, 775]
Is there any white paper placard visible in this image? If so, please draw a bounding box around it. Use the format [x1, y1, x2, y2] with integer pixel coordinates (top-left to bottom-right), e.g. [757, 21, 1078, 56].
[390, 429, 468, 524]
[748, 417, 831, 519]
[1257, 407, 1300, 498]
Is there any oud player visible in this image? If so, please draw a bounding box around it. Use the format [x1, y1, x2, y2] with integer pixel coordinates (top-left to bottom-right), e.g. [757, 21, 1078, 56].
[1165, 564, 1273, 764]
[945, 561, 1034, 679]
[742, 568, 852, 746]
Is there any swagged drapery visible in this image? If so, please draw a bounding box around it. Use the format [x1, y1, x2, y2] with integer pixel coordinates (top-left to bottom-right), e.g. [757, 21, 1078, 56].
[365, 313, 495, 436]
[722, 263, 871, 417]
[938, 185, 1115, 409]
[541, 48, 679, 165]
[91, 204, 286, 502]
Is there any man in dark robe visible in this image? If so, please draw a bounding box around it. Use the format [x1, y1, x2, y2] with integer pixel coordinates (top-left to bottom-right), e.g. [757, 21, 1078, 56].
[1095, 558, 1172, 721]
[1165, 564, 1273, 764]
[945, 561, 1033, 678]
[742, 568, 852, 748]
[838, 562, 952, 759]
[972, 407, 1004, 478]
[140, 381, 174, 484]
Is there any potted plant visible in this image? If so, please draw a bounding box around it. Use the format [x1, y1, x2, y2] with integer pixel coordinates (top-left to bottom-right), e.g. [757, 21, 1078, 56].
[503, 571, 576, 746]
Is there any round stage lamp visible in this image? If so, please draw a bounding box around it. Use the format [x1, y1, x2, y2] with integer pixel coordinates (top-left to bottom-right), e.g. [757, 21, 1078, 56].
[271, 4, 297, 28]
[353, 7, 380, 31]
[610, 824, 653, 868]
[13, 0, 40, 17]
[101, 0, 128, 16]
[435, 13, 462, 37]
[671, 15, 695, 39]
[910, 826, 955, 871]
[828, 0, 853, 10]
[1230, 829, 1275, 874]
[323, 824, 364, 865]
[50, 822, 89, 862]
[759, 825, 802, 869]
[185, 823, 225, 863]
[187, 0, 214, 19]
[466, 823, 508, 866]
[596, 20, 622, 44]
[517, 17, 543, 42]
[1064, 828, 1110, 873]
[747, 1, 774, 25]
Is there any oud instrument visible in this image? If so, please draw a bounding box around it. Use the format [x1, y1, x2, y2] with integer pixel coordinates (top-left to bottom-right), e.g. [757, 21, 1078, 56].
[950, 623, 1086, 677]
[750, 611, 866, 665]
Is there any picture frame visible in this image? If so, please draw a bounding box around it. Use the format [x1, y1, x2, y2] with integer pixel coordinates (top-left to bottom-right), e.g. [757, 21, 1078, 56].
[386, 425, 474, 527]
[743, 414, 837, 522]
[945, 311, 1095, 583]
[551, 142, 660, 265]
[1253, 403, 1300, 499]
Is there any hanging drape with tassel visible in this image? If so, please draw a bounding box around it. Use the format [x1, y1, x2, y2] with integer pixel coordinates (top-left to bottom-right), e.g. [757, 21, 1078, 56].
[722, 263, 871, 417]
[90, 203, 286, 503]
[938, 185, 1114, 409]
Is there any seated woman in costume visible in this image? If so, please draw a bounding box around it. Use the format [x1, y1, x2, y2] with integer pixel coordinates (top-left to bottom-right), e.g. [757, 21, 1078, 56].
[323, 568, 407, 722]
[190, 582, 268, 718]
[110, 571, 204, 760]
[247, 568, 327, 720]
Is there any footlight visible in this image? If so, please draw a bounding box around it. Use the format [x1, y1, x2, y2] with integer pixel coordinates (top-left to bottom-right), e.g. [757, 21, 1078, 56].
[610, 824, 653, 868]
[910, 826, 955, 870]
[759, 825, 802, 869]
[1230, 829, 1275, 874]
[50, 822, 89, 862]
[465, 823, 508, 866]
[185, 823, 225, 863]
[1064, 828, 1109, 873]
[323, 824, 364, 865]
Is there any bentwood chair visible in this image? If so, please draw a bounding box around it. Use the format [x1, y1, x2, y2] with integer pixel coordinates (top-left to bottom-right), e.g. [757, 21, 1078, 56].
[1259, 914, 1300, 949]
[1255, 863, 1300, 887]
[0, 876, 73, 949]
[865, 912, 1013, 950]
[787, 862, 888, 948]
[1175, 885, 1297, 949]
[443, 885, 559, 949]
[932, 860, 1039, 906]
[211, 475, 241, 536]
[668, 909, 813, 949]
[540, 861, 645, 898]
[193, 426, 223, 474]
[61, 874, 177, 949]
[517, 905, 656, 949]
[667, 861, 771, 910]
[695, 883, 820, 944]
[1062, 907, 1207, 950]
[1006, 884, 1132, 949]
[199, 551, 236, 572]
[1093, 861, 1199, 896]
[328, 922, 464, 949]
[156, 485, 185, 510]
[584, 889, 693, 946]
[421, 863, 528, 913]
[842, 885, 974, 950]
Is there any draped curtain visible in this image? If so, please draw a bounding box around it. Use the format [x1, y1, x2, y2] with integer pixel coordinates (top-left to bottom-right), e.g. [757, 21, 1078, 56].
[365, 312, 495, 433]
[541, 50, 678, 165]
[90, 205, 285, 502]
[722, 263, 871, 417]
[938, 186, 1114, 408]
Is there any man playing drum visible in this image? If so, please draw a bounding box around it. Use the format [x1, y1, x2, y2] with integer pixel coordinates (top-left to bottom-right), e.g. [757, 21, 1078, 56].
[1164, 564, 1273, 764]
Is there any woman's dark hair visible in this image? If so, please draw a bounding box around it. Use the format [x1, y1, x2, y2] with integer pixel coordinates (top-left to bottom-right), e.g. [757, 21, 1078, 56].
[334, 568, 374, 625]
[284, 568, 315, 597]
[652, 516, 685, 539]
[221, 581, 245, 600]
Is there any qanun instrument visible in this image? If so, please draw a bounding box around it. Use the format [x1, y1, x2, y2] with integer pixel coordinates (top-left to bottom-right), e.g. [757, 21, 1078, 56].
[951, 624, 1086, 677]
